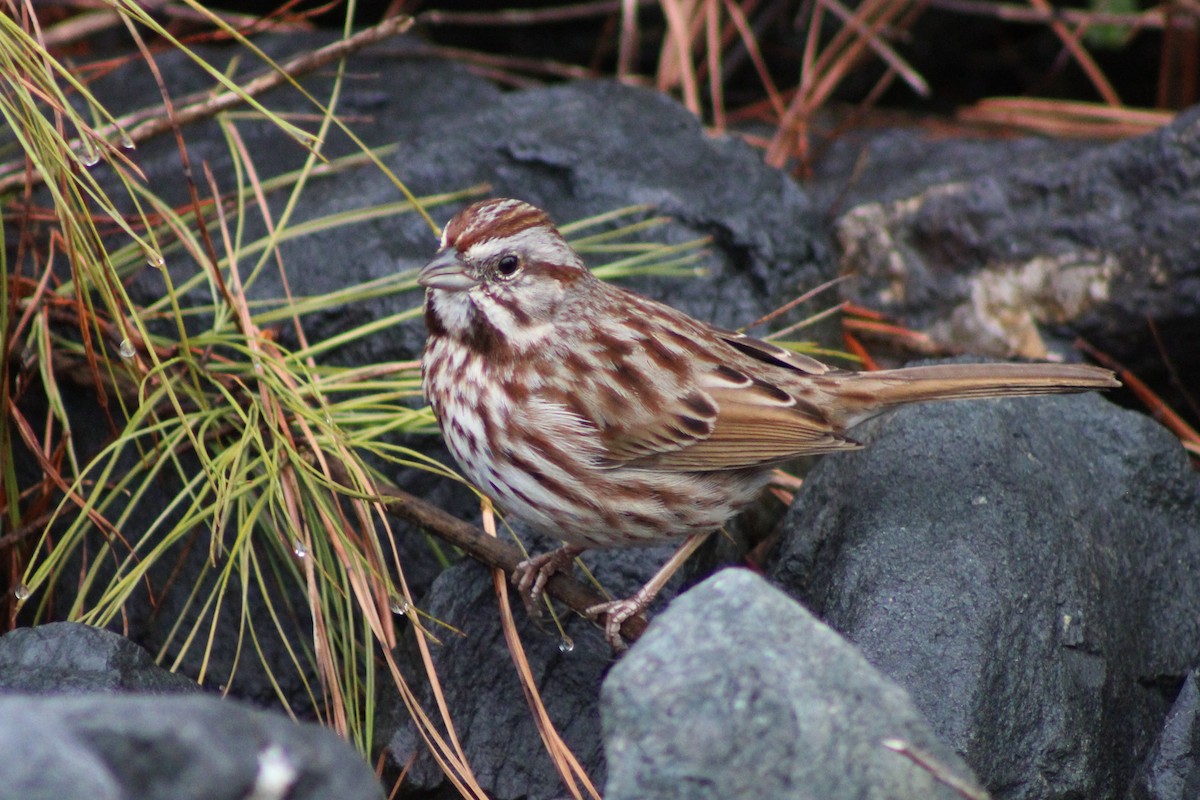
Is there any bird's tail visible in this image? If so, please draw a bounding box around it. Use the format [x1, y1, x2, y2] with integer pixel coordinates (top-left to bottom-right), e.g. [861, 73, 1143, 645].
[827, 362, 1119, 428]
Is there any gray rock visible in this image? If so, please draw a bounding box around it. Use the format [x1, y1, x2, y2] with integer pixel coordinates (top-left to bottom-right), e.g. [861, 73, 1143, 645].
[770, 389, 1200, 800]
[808, 127, 1092, 212]
[832, 108, 1200, 392]
[602, 568, 983, 800]
[0, 622, 198, 694]
[1130, 670, 1200, 800]
[0, 694, 384, 800]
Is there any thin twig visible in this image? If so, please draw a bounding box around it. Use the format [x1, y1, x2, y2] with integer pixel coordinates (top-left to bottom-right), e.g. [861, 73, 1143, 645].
[125, 14, 412, 141]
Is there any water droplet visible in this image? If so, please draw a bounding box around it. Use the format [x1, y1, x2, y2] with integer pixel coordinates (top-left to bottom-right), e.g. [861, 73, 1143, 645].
[292, 540, 308, 558]
[389, 598, 410, 616]
[558, 637, 575, 654]
[13, 584, 30, 601]
[118, 339, 135, 359]
[119, 132, 135, 150]
[144, 250, 165, 269]
[78, 143, 101, 167]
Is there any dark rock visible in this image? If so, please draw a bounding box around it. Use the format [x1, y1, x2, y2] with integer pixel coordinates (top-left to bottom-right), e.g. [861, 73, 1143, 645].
[86, 34, 834, 363]
[0, 622, 198, 695]
[1130, 670, 1200, 800]
[808, 127, 1092, 213]
[386, 545, 680, 800]
[375, 77, 833, 333]
[0, 694, 384, 800]
[831, 108, 1200, 397]
[769, 390, 1200, 800]
[602, 568, 984, 800]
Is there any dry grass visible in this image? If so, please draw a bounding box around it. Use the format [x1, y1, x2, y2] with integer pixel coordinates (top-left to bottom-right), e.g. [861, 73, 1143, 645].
[408, 0, 1190, 170]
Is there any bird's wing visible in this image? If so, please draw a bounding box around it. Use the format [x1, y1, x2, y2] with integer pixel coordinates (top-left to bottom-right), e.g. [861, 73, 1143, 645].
[712, 328, 832, 376]
[614, 361, 861, 471]
[582, 326, 860, 471]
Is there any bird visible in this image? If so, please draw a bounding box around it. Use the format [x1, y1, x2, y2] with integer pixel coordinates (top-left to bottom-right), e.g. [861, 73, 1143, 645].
[417, 197, 1119, 648]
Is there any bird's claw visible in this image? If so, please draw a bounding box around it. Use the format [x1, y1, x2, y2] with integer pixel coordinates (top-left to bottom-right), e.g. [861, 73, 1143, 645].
[512, 545, 583, 615]
[512, 545, 652, 652]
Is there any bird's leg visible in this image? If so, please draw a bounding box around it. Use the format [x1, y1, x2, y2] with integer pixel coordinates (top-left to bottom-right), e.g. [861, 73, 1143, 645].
[512, 544, 586, 614]
[586, 531, 712, 651]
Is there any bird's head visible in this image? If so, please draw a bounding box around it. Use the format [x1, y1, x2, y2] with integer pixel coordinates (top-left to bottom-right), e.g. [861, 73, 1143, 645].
[419, 198, 591, 350]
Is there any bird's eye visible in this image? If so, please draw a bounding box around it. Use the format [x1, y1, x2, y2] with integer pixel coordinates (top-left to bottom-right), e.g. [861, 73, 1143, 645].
[496, 254, 520, 277]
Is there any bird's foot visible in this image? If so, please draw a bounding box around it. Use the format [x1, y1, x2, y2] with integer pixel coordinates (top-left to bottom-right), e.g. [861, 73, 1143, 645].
[512, 544, 585, 615]
[584, 532, 711, 651]
[584, 595, 652, 653]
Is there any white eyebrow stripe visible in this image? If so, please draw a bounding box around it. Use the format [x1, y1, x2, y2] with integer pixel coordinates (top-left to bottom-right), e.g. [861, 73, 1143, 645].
[465, 228, 582, 268]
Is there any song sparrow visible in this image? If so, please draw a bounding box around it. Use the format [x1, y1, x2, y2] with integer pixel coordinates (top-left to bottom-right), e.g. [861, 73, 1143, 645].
[418, 198, 1118, 647]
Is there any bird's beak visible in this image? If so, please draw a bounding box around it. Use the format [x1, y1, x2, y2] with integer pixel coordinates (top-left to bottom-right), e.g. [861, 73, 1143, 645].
[418, 249, 480, 291]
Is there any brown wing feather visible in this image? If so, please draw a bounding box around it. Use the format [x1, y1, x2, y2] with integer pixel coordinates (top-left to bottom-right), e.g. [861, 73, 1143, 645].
[626, 397, 858, 470]
[715, 329, 831, 375]
[600, 388, 718, 463]
[610, 353, 857, 471]
[572, 287, 847, 471]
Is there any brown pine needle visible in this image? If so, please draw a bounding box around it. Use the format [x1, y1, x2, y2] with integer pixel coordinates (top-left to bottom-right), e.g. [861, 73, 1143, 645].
[842, 317, 941, 354]
[958, 98, 1174, 138]
[882, 738, 992, 800]
[843, 331, 879, 371]
[742, 274, 852, 332]
[1026, 0, 1121, 106]
[1076, 339, 1200, 453]
[484, 500, 603, 800]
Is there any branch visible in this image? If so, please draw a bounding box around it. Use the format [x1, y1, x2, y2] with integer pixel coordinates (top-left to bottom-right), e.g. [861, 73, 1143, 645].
[373, 482, 651, 643]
